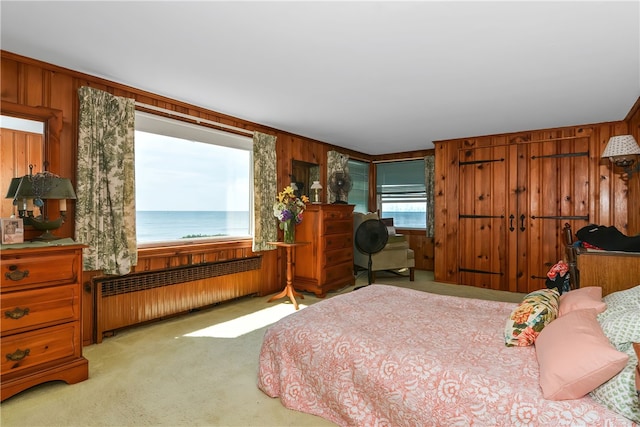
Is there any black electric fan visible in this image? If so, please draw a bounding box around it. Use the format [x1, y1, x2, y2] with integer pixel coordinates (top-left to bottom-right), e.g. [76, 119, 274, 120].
[328, 171, 352, 204]
[354, 219, 389, 290]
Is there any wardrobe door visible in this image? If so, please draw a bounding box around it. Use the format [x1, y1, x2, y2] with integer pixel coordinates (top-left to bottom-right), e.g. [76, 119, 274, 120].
[458, 144, 519, 292]
[519, 138, 591, 293]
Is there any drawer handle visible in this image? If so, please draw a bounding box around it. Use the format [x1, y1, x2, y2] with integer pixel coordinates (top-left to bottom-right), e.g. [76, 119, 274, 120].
[5, 307, 30, 320]
[5, 266, 29, 281]
[6, 348, 30, 362]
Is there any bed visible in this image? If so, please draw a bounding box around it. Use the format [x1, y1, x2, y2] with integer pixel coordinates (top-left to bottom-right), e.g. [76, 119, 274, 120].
[258, 284, 639, 426]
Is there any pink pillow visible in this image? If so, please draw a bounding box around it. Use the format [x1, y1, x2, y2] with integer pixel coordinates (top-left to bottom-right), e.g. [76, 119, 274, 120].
[535, 308, 629, 400]
[558, 286, 606, 317]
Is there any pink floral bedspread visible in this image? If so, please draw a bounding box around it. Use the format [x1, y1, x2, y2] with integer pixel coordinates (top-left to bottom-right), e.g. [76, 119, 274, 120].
[258, 285, 634, 427]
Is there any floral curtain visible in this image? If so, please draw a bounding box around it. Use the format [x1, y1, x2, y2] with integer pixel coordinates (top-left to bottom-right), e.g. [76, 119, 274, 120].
[252, 132, 277, 252]
[425, 154, 435, 237]
[326, 150, 349, 203]
[76, 86, 137, 275]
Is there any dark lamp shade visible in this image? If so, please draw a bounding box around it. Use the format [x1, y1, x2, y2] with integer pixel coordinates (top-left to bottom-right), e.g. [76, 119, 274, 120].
[4, 177, 23, 198]
[6, 174, 77, 200]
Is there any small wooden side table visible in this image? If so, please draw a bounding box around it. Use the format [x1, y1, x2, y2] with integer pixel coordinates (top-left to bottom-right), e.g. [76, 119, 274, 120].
[267, 241, 310, 310]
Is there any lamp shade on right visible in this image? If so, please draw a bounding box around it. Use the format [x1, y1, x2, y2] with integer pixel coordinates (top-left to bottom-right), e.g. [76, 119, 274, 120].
[602, 135, 640, 159]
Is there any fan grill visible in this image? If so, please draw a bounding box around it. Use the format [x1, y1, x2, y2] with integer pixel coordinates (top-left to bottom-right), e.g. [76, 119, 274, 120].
[354, 219, 388, 288]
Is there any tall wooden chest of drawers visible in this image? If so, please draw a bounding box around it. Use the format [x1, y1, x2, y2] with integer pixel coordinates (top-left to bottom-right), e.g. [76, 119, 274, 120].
[294, 204, 354, 297]
[1, 243, 88, 401]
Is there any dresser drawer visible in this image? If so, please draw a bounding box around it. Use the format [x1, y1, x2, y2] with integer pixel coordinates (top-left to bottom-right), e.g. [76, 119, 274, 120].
[323, 247, 353, 267]
[1, 323, 79, 377]
[323, 220, 352, 235]
[1, 252, 79, 290]
[324, 234, 352, 251]
[323, 208, 352, 221]
[1, 284, 79, 335]
[323, 262, 354, 285]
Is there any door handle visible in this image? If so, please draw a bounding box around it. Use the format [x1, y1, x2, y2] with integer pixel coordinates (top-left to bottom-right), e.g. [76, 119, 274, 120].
[520, 214, 526, 232]
[509, 214, 514, 232]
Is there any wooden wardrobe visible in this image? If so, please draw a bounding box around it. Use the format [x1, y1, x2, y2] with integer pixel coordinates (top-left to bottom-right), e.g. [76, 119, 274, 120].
[434, 122, 632, 294]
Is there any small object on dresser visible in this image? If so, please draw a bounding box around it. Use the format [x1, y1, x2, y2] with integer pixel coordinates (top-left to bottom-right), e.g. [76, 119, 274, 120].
[310, 181, 323, 204]
[1, 218, 24, 244]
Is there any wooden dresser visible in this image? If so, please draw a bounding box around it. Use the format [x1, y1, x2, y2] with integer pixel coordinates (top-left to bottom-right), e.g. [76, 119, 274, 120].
[294, 204, 355, 297]
[577, 250, 640, 296]
[1, 243, 88, 401]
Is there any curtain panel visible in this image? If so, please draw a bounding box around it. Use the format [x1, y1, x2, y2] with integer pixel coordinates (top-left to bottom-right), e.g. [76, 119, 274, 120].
[76, 86, 137, 275]
[252, 132, 277, 252]
[326, 150, 349, 203]
[425, 155, 435, 237]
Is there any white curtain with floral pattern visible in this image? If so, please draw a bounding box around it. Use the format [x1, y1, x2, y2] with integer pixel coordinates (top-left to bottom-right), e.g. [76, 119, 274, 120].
[252, 132, 277, 251]
[425, 154, 435, 237]
[326, 150, 349, 203]
[76, 86, 137, 275]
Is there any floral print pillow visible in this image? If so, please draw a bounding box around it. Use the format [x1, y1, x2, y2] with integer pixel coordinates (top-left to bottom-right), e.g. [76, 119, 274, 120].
[505, 288, 560, 347]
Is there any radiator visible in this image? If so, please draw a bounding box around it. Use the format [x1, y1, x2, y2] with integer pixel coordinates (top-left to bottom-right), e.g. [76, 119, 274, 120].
[94, 256, 262, 343]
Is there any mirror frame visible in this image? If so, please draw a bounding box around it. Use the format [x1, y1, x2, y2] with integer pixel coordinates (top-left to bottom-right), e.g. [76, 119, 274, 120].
[1, 101, 62, 172]
[291, 160, 320, 199]
[1, 102, 63, 238]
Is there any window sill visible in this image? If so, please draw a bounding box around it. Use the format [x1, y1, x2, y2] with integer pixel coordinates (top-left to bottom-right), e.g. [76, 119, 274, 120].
[137, 236, 253, 257]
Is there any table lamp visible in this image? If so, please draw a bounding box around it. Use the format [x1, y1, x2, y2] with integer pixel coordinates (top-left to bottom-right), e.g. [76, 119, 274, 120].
[6, 166, 77, 240]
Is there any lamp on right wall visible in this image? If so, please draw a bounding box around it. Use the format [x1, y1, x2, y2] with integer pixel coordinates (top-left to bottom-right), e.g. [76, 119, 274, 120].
[601, 134, 640, 179]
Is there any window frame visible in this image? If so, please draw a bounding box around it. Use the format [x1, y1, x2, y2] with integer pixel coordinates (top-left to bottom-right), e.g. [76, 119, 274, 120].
[134, 111, 254, 248]
[376, 159, 427, 230]
[347, 158, 370, 213]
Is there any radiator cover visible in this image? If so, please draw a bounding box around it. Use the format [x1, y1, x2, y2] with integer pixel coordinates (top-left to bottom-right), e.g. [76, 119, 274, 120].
[94, 256, 262, 342]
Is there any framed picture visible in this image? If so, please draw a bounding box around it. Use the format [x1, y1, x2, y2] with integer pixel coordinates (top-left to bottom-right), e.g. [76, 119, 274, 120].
[1, 218, 24, 244]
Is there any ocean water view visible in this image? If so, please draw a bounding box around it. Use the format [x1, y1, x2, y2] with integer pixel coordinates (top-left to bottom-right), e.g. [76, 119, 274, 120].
[136, 210, 426, 243]
[383, 211, 427, 229]
[136, 211, 250, 243]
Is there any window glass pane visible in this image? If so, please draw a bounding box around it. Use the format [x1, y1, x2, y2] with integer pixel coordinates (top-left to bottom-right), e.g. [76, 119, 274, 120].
[347, 159, 369, 213]
[376, 159, 426, 228]
[135, 113, 252, 245]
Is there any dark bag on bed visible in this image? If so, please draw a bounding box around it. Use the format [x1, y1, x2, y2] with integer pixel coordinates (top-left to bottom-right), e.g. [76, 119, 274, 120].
[576, 224, 640, 252]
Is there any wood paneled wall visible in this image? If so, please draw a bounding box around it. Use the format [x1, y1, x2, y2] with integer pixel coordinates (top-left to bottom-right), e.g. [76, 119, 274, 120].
[1, 50, 635, 305]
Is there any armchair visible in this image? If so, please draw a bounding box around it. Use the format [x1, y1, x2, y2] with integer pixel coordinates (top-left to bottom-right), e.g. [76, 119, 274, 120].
[353, 212, 415, 282]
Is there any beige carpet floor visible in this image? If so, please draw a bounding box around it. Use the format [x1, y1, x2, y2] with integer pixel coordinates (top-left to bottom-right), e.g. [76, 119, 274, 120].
[0, 270, 524, 427]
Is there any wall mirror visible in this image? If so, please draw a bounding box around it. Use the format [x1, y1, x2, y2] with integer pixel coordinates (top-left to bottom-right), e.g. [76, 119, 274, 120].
[1, 102, 62, 219]
[291, 160, 320, 199]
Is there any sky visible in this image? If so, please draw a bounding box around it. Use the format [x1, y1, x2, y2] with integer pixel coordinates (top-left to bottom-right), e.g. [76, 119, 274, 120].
[135, 131, 251, 212]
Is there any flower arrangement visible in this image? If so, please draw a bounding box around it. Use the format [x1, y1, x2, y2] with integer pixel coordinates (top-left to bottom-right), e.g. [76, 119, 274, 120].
[273, 186, 309, 243]
[273, 186, 309, 225]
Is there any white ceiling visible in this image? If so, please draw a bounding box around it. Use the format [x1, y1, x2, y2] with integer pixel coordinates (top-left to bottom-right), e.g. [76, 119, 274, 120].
[1, 1, 639, 155]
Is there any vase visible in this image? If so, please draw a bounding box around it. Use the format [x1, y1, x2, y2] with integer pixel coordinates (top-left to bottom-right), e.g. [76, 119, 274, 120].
[283, 219, 295, 244]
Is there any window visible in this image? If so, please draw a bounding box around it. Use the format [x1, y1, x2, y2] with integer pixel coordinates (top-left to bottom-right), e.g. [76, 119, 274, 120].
[376, 159, 426, 228]
[135, 112, 253, 244]
[347, 159, 369, 213]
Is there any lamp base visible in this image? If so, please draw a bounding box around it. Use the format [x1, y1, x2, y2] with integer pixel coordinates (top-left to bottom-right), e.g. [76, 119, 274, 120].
[623, 163, 640, 179]
[32, 230, 63, 241]
[24, 216, 64, 241]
